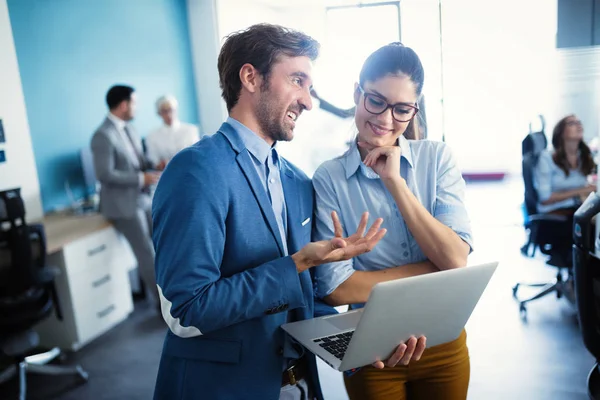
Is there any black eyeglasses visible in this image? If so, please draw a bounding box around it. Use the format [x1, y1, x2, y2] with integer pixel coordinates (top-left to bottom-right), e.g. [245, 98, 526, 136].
[358, 86, 419, 123]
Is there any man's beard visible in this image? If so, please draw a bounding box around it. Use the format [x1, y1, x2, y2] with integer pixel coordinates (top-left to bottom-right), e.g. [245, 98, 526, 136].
[256, 83, 290, 143]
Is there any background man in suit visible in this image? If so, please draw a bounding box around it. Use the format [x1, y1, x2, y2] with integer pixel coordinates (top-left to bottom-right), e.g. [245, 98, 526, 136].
[151, 24, 387, 400]
[91, 85, 161, 311]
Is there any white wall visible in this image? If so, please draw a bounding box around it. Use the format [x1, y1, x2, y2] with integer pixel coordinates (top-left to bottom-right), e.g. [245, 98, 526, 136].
[440, 0, 558, 174]
[187, 0, 228, 136]
[401, 0, 444, 142]
[556, 47, 600, 146]
[0, 0, 43, 222]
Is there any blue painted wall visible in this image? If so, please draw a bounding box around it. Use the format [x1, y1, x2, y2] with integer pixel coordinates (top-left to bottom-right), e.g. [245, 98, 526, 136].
[7, 0, 199, 212]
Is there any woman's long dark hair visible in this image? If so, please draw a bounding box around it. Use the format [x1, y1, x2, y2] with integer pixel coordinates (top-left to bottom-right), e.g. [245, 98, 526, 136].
[551, 115, 596, 176]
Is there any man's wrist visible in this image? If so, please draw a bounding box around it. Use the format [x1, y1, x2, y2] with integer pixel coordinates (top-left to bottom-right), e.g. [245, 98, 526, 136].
[292, 252, 313, 273]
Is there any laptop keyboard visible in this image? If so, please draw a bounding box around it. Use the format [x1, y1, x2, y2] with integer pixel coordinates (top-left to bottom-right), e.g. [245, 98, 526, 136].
[313, 331, 354, 360]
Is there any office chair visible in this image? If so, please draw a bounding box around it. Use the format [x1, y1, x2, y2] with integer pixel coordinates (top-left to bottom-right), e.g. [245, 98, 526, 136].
[513, 116, 575, 315]
[0, 188, 88, 400]
[573, 193, 600, 399]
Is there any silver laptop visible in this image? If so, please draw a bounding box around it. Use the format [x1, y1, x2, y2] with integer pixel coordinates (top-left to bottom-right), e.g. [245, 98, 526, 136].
[282, 261, 498, 371]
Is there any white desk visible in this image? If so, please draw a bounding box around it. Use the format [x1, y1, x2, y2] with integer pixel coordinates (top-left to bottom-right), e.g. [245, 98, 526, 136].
[35, 213, 136, 352]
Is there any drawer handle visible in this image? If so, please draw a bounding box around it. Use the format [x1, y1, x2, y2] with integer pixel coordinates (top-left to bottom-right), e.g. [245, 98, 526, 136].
[97, 304, 116, 319]
[92, 274, 111, 288]
[87, 244, 107, 257]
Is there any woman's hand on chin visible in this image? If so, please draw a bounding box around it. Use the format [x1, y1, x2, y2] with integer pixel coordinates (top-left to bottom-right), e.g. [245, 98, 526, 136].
[359, 142, 402, 184]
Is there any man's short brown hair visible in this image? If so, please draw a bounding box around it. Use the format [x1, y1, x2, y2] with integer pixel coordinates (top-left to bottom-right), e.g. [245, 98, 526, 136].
[218, 24, 320, 111]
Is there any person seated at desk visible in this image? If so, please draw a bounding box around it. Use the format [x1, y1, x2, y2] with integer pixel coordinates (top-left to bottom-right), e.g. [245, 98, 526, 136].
[145, 95, 200, 170]
[534, 114, 597, 217]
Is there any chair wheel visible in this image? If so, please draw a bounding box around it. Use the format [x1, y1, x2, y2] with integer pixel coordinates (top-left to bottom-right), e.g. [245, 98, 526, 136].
[520, 244, 529, 256]
[76, 366, 89, 382]
[512, 284, 519, 298]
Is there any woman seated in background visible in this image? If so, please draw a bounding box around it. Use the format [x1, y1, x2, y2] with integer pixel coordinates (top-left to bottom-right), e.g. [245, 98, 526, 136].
[534, 114, 597, 216]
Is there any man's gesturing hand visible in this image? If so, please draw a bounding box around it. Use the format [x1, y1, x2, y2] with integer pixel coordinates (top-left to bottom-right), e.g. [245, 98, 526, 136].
[292, 211, 387, 273]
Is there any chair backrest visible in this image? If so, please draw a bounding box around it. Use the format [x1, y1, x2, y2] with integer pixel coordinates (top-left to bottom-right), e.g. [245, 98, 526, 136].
[0, 188, 47, 296]
[522, 117, 547, 156]
[521, 116, 548, 219]
[522, 153, 541, 218]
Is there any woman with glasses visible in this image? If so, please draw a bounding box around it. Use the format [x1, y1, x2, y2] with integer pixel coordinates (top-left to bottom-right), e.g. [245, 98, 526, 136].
[534, 115, 597, 217]
[312, 43, 473, 399]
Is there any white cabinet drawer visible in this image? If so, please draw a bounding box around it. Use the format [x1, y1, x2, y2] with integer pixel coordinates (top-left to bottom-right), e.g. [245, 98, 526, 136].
[68, 266, 124, 306]
[62, 227, 117, 276]
[62, 227, 132, 277]
[73, 279, 133, 345]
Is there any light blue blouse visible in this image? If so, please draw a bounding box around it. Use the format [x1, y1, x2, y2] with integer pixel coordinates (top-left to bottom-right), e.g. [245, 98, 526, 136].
[312, 135, 474, 300]
[534, 150, 589, 213]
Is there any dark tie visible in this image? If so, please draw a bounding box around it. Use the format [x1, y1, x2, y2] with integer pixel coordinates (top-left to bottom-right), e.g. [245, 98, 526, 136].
[123, 125, 146, 171]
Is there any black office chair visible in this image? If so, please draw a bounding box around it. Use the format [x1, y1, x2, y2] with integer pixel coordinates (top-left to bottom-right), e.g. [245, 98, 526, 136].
[573, 193, 600, 399]
[513, 116, 575, 315]
[0, 188, 88, 400]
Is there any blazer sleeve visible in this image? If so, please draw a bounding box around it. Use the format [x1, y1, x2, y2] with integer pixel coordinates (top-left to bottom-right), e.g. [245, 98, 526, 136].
[91, 130, 142, 187]
[152, 147, 306, 338]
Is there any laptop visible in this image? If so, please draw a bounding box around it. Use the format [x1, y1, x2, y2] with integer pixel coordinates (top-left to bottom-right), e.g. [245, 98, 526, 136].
[282, 261, 498, 371]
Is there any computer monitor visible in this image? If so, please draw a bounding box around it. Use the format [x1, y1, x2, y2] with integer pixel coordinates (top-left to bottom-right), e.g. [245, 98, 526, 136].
[80, 147, 98, 198]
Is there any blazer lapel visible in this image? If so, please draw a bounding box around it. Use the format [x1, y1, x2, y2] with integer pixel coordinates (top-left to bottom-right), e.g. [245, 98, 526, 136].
[104, 118, 138, 169]
[281, 161, 314, 319]
[218, 120, 286, 257]
[281, 162, 301, 253]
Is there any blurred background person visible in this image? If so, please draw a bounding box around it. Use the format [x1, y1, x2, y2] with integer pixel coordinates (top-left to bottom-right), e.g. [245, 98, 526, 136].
[91, 84, 161, 312]
[145, 94, 200, 170]
[534, 114, 597, 217]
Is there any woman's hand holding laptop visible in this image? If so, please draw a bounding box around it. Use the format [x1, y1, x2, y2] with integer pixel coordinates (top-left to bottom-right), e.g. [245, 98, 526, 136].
[293, 210, 427, 368]
[372, 335, 427, 369]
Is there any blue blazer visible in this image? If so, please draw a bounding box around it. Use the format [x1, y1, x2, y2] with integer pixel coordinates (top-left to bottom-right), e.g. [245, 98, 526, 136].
[152, 122, 331, 400]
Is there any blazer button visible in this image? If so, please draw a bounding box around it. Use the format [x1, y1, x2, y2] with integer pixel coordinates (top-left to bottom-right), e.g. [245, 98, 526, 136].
[277, 347, 284, 356]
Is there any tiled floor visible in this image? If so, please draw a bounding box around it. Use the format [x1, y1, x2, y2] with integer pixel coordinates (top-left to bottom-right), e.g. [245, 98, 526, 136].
[319, 177, 594, 400]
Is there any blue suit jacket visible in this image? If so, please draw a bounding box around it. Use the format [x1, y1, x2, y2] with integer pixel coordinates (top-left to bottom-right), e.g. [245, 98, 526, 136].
[152, 122, 333, 400]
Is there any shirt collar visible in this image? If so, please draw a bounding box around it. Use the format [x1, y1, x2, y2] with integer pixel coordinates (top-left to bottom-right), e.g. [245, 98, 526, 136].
[107, 112, 127, 130]
[226, 116, 275, 165]
[343, 135, 414, 179]
[164, 120, 181, 130]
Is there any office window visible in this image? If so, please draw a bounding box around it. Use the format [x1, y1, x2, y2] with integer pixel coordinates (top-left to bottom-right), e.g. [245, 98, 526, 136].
[316, 2, 401, 109]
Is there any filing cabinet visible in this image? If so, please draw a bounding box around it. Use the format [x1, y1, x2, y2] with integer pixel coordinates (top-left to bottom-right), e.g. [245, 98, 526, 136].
[35, 222, 136, 351]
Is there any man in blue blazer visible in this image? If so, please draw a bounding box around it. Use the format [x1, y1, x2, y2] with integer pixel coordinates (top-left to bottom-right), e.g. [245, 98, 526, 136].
[151, 24, 386, 400]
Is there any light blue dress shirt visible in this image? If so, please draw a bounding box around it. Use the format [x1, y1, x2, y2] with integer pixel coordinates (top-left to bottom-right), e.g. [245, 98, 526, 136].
[226, 117, 301, 367]
[312, 135, 474, 302]
[226, 117, 288, 255]
[534, 150, 589, 213]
